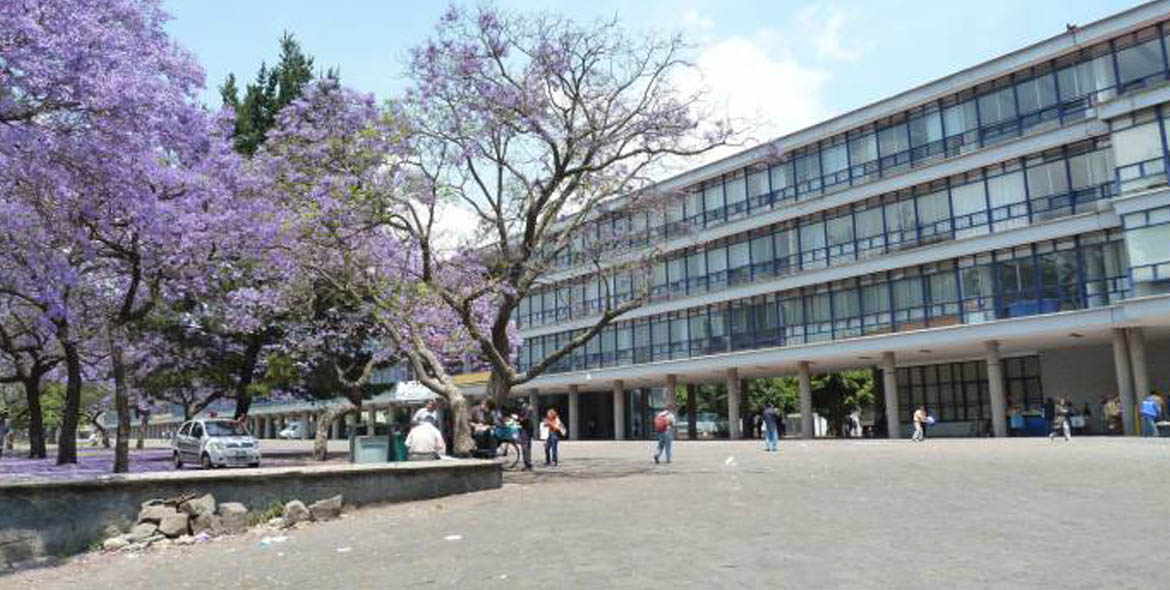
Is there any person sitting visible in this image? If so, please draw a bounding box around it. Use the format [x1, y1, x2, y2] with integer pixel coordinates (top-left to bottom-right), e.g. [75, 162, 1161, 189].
[405, 417, 446, 460]
[470, 399, 498, 455]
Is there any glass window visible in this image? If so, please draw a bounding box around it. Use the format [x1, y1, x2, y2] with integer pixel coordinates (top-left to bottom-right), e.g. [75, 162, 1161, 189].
[794, 151, 821, 183]
[826, 215, 854, 246]
[1127, 225, 1170, 266]
[1116, 38, 1165, 87]
[1057, 55, 1116, 102]
[1112, 121, 1162, 166]
[885, 198, 917, 246]
[951, 180, 988, 238]
[856, 206, 884, 238]
[707, 245, 728, 275]
[849, 133, 877, 164]
[687, 250, 706, 283]
[728, 240, 751, 270]
[770, 162, 793, 193]
[748, 168, 769, 198]
[944, 100, 978, 134]
[916, 190, 951, 229]
[704, 182, 725, 214]
[822, 142, 848, 176]
[800, 220, 826, 268]
[987, 171, 1027, 230]
[1068, 148, 1113, 190]
[725, 175, 747, 211]
[1027, 159, 1069, 198]
[909, 112, 943, 147]
[878, 123, 910, 156]
[978, 86, 1017, 124]
[1016, 73, 1058, 114]
[751, 234, 774, 271]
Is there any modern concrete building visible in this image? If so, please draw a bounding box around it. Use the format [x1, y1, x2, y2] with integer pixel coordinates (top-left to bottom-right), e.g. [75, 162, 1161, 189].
[504, 1, 1170, 439]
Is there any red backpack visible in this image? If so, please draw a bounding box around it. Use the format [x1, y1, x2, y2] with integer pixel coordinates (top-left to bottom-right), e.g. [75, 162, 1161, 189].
[654, 412, 670, 433]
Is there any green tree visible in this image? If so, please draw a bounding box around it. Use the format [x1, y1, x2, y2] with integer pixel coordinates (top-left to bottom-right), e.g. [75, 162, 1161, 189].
[218, 32, 324, 155]
[811, 370, 874, 437]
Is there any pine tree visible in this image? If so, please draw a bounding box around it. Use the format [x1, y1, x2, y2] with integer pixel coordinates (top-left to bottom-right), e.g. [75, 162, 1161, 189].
[220, 32, 323, 155]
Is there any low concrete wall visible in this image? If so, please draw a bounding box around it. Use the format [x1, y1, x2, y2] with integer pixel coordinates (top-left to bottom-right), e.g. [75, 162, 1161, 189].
[0, 460, 501, 570]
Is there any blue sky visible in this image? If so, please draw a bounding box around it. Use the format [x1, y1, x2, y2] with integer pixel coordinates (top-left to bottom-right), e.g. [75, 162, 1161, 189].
[165, 0, 1141, 148]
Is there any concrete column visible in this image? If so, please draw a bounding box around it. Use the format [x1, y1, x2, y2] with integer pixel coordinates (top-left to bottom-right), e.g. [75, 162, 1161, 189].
[1127, 327, 1151, 418]
[881, 352, 901, 439]
[1112, 328, 1137, 435]
[686, 383, 698, 440]
[300, 412, 310, 440]
[528, 390, 540, 438]
[727, 368, 742, 440]
[665, 374, 678, 407]
[985, 341, 1008, 438]
[368, 406, 377, 435]
[612, 381, 626, 440]
[568, 385, 580, 441]
[798, 361, 813, 439]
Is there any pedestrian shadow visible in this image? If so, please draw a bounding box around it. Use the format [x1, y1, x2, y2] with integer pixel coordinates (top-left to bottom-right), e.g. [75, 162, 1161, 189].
[503, 457, 662, 483]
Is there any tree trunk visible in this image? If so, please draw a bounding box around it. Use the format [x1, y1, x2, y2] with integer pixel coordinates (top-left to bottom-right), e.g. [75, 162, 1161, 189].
[313, 402, 354, 461]
[55, 339, 82, 465]
[109, 326, 131, 473]
[233, 334, 263, 420]
[92, 415, 110, 448]
[487, 371, 512, 411]
[447, 386, 475, 456]
[22, 374, 46, 459]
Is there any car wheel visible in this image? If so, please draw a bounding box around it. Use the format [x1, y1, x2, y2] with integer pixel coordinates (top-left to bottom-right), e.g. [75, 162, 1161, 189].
[173, 451, 183, 469]
[201, 453, 213, 469]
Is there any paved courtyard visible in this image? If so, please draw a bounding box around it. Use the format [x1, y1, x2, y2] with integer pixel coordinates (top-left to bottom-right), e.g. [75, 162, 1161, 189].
[4, 438, 1169, 589]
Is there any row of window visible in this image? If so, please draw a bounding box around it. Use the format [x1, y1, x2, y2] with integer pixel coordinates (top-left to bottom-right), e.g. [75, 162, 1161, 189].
[517, 231, 1129, 374]
[896, 357, 1042, 424]
[542, 23, 1170, 273]
[519, 138, 1116, 328]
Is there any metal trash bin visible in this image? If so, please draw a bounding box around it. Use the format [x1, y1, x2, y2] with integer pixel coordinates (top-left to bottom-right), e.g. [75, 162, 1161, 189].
[350, 435, 390, 463]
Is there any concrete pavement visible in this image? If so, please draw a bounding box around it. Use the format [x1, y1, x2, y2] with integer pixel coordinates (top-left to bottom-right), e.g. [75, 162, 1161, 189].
[4, 438, 1169, 589]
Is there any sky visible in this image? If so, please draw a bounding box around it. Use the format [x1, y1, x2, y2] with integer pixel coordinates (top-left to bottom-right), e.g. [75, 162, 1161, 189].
[166, 0, 1143, 153]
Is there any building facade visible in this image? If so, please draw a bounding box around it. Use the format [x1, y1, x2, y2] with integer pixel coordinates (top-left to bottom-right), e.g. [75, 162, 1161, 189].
[503, 1, 1170, 440]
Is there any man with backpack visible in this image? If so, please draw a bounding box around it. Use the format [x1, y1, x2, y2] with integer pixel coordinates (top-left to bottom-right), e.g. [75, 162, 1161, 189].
[653, 403, 677, 464]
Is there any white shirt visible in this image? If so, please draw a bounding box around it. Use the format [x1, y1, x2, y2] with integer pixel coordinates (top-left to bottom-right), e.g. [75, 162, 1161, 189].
[412, 407, 438, 426]
[405, 421, 446, 456]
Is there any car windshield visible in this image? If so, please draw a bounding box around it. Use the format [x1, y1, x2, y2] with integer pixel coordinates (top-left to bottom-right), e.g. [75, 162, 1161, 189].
[204, 421, 248, 437]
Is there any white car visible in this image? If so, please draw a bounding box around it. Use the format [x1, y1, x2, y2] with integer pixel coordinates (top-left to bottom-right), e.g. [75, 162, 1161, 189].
[278, 420, 314, 439]
[172, 419, 261, 469]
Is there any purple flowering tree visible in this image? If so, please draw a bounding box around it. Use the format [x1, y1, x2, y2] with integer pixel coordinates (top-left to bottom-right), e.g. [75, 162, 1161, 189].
[0, 0, 264, 471]
[0, 299, 62, 458]
[399, 6, 737, 408]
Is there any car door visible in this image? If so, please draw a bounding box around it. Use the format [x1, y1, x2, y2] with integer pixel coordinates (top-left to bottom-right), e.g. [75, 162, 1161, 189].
[176, 422, 192, 459]
[188, 422, 204, 460]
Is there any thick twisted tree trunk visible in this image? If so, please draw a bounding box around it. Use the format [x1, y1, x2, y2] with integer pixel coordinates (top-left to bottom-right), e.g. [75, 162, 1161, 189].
[23, 374, 46, 459]
[448, 386, 474, 456]
[313, 402, 354, 461]
[56, 339, 83, 465]
[486, 372, 512, 412]
[109, 326, 131, 473]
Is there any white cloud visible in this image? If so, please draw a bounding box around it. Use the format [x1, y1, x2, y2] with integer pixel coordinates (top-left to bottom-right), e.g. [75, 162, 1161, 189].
[797, 4, 864, 62]
[681, 9, 714, 30]
[674, 33, 833, 169]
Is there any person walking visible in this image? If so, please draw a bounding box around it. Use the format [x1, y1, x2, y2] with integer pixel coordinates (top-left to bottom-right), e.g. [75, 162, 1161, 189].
[0, 412, 9, 459]
[412, 399, 439, 427]
[404, 417, 446, 460]
[517, 401, 534, 470]
[1140, 391, 1163, 437]
[1048, 397, 1072, 443]
[542, 409, 565, 466]
[653, 404, 677, 464]
[912, 405, 928, 442]
[762, 403, 780, 452]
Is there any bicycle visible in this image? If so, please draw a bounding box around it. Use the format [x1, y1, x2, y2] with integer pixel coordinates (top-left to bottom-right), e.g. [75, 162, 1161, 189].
[472, 422, 523, 471]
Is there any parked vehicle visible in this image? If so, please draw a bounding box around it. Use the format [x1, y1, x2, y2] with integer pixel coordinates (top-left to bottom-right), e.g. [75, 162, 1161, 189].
[278, 420, 315, 439]
[172, 419, 261, 469]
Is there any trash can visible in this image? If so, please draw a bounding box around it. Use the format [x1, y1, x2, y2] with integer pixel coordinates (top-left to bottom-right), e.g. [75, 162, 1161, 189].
[390, 430, 407, 462]
[350, 435, 390, 463]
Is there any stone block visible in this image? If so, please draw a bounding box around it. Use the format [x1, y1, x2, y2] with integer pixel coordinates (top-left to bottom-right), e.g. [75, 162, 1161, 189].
[308, 495, 343, 521]
[191, 513, 224, 536]
[137, 504, 175, 524]
[157, 512, 190, 538]
[218, 502, 248, 534]
[282, 500, 310, 527]
[102, 537, 128, 552]
[126, 523, 158, 542]
[179, 493, 216, 517]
